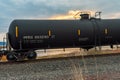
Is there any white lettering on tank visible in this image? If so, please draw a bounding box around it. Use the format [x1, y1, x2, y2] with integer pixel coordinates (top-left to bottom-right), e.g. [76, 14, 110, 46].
[23, 35, 56, 40]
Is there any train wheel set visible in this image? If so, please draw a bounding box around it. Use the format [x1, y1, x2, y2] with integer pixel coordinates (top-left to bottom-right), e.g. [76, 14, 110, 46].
[0, 50, 37, 61]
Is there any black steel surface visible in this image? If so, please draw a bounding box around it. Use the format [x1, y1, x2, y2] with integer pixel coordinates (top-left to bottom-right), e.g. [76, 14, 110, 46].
[8, 19, 120, 50]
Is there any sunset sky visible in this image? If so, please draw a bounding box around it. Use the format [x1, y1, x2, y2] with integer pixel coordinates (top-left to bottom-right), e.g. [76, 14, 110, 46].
[0, 0, 120, 41]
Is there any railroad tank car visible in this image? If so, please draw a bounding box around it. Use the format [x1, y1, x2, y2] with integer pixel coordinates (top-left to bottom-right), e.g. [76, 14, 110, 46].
[5, 13, 120, 61]
[8, 19, 120, 50]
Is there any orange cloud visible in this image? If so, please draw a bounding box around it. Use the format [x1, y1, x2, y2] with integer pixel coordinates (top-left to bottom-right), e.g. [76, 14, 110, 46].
[109, 13, 120, 19]
[49, 10, 96, 20]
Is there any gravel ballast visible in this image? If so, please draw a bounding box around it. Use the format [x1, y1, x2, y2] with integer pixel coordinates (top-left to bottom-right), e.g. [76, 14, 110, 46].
[0, 54, 120, 80]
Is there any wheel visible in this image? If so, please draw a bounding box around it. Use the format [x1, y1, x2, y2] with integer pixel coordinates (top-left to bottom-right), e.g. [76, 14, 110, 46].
[27, 51, 37, 60]
[6, 53, 16, 61]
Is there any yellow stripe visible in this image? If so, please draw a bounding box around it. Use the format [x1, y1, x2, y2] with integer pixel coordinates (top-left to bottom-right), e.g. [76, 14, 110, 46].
[48, 30, 51, 36]
[16, 26, 18, 38]
[105, 28, 108, 35]
[78, 29, 81, 36]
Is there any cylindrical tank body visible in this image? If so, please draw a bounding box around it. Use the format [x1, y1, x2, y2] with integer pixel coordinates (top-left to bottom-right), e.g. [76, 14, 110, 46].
[8, 19, 120, 50]
[8, 20, 95, 50]
[94, 19, 120, 46]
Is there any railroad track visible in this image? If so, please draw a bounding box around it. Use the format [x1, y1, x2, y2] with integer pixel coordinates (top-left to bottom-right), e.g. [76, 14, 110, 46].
[1, 47, 120, 62]
[1, 52, 120, 63]
[0, 52, 120, 80]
